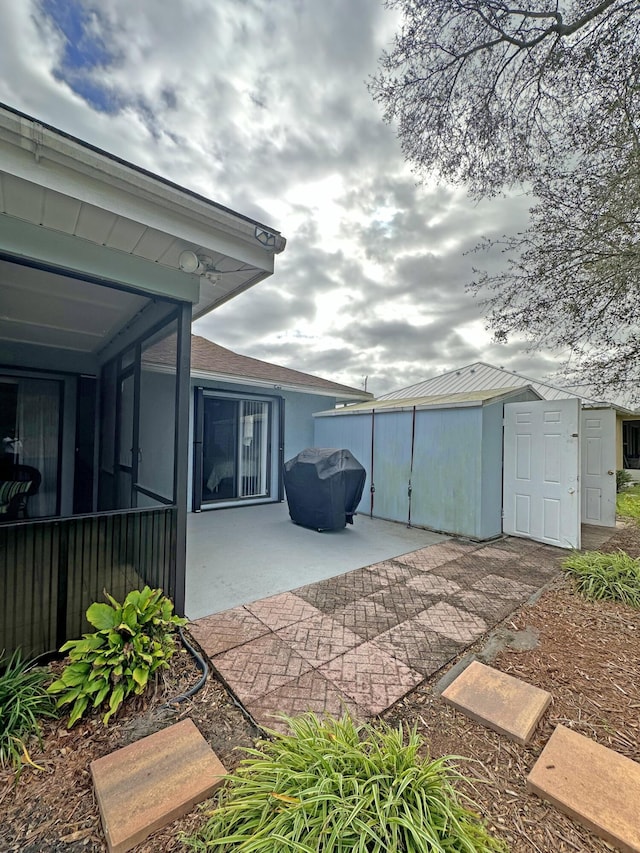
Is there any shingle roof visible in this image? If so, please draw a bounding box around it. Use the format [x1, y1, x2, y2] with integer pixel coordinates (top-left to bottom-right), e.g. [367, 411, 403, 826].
[190, 335, 371, 400]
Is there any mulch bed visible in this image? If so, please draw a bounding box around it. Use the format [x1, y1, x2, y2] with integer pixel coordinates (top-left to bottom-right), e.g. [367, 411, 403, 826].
[2, 524, 639, 852]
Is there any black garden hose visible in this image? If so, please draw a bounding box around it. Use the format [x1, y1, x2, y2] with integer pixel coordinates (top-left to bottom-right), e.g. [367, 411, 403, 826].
[162, 626, 209, 706]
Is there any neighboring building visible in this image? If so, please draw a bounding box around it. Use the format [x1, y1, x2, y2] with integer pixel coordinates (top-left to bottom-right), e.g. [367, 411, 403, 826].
[0, 104, 285, 658]
[186, 335, 372, 511]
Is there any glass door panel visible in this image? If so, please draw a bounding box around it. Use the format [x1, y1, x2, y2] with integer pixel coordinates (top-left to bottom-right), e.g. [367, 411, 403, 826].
[200, 395, 271, 504]
[239, 400, 269, 497]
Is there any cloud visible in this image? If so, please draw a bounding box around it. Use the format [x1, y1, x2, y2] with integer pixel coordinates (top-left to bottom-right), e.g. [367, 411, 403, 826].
[0, 0, 567, 400]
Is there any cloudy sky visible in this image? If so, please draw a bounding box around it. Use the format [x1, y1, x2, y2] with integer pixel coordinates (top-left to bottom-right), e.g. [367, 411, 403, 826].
[0, 0, 567, 396]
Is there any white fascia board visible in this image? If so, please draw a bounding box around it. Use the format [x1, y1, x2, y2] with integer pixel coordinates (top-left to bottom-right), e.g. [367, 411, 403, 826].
[190, 368, 368, 401]
[0, 109, 282, 271]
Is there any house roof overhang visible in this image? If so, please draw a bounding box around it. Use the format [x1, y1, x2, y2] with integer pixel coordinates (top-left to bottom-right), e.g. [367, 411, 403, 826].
[0, 103, 285, 365]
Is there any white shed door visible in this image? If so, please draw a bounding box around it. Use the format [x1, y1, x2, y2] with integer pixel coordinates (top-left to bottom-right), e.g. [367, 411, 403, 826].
[503, 399, 580, 549]
[581, 408, 617, 527]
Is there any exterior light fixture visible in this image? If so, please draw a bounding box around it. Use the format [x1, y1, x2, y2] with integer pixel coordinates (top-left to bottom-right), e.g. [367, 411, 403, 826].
[178, 250, 201, 273]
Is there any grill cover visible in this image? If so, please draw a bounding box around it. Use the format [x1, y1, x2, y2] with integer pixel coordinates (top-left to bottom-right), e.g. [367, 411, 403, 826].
[283, 447, 366, 531]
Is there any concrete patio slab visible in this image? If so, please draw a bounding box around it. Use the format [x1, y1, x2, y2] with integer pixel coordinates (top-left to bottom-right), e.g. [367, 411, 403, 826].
[442, 660, 551, 745]
[186, 502, 448, 619]
[90, 719, 226, 853]
[527, 724, 640, 852]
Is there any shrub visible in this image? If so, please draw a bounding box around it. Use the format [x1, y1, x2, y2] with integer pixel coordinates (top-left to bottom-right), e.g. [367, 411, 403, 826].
[616, 469, 634, 493]
[617, 485, 640, 522]
[48, 586, 186, 727]
[563, 550, 640, 608]
[0, 649, 57, 775]
[184, 712, 507, 853]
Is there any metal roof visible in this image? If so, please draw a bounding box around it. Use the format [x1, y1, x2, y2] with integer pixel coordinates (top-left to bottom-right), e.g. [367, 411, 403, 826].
[314, 386, 538, 417]
[378, 361, 632, 411]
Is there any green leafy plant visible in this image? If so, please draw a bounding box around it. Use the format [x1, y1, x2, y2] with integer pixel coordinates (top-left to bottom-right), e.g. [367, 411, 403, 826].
[617, 482, 640, 521]
[616, 469, 634, 493]
[48, 586, 186, 727]
[184, 712, 507, 853]
[0, 649, 57, 775]
[563, 550, 640, 608]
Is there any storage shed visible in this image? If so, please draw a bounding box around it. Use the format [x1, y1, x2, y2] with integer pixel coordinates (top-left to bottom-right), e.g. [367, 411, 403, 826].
[313, 386, 541, 541]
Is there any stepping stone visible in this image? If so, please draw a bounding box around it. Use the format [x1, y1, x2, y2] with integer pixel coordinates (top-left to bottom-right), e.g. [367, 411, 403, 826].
[90, 718, 227, 853]
[441, 660, 551, 745]
[527, 725, 640, 853]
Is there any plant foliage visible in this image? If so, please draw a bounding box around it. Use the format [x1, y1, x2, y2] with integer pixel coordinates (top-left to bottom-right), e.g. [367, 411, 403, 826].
[184, 712, 507, 852]
[371, 0, 640, 402]
[0, 649, 57, 775]
[616, 469, 634, 494]
[563, 550, 640, 608]
[617, 485, 640, 521]
[48, 587, 186, 728]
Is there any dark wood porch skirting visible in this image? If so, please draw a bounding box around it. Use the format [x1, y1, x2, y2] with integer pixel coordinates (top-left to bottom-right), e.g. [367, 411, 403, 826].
[1, 506, 176, 660]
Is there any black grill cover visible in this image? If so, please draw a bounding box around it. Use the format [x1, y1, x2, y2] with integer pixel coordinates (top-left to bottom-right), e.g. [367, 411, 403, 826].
[283, 448, 366, 531]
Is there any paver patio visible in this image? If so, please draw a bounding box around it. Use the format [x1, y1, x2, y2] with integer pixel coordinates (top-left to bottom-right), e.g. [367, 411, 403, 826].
[188, 532, 597, 730]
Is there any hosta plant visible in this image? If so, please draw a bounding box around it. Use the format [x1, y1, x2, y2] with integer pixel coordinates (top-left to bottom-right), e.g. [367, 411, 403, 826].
[184, 712, 507, 853]
[563, 550, 640, 608]
[0, 649, 56, 776]
[48, 586, 186, 727]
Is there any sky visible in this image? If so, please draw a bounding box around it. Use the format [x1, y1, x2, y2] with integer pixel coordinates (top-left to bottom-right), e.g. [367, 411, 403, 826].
[0, 0, 569, 397]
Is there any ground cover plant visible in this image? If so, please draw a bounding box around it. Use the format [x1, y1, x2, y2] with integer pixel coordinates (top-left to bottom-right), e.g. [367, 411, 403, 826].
[563, 549, 640, 608]
[48, 586, 186, 727]
[185, 711, 506, 853]
[0, 649, 56, 776]
[617, 482, 640, 521]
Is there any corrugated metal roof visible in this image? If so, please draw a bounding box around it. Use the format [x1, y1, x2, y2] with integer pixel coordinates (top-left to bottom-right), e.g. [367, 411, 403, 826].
[314, 386, 536, 417]
[378, 361, 617, 407]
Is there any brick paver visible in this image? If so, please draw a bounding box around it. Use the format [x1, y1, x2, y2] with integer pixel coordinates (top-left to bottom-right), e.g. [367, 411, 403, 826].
[318, 642, 423, 714]
[406, 574, 461, 597]
[188, 606, 269, 657]
[419, 601, 488, 643]
[245, 592, 322, 631]
[190, 530, 613, 725]
[212, 633, 312, 703]
[364, 559, 423, 585]
[245, 670, 363, 732]
[449, 589, 517, 623]
[276, 612, 363, 667]
[471, 573, 537, 600]
[331, 596, 405, 641]
[372, 620, 461, 675]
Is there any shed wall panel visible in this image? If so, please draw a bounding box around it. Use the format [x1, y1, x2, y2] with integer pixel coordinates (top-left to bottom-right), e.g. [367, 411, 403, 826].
[409, 407, 483, 537]
[314, 412, 373, 514]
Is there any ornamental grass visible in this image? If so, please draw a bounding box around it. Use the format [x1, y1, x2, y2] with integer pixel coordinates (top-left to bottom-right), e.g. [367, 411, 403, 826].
[185, 712, 506, 852]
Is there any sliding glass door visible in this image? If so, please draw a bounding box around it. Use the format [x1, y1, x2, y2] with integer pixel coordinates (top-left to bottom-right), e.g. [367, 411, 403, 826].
[196, 391, 274, 507]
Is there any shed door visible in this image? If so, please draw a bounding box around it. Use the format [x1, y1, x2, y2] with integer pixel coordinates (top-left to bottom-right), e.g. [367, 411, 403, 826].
[503, 399, 580, 549]
[581, 408, 616, 527]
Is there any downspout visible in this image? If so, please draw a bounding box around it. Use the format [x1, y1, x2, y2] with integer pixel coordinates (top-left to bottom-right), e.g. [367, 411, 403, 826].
[407, 405, 416, 528]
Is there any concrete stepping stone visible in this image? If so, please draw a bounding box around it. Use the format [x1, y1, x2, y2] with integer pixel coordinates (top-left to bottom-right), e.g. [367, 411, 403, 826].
[90, 718, 227, 853]
[441, 660, 551, 745]
[527, 725, 640, 853]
